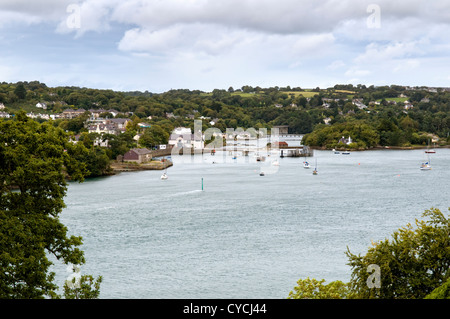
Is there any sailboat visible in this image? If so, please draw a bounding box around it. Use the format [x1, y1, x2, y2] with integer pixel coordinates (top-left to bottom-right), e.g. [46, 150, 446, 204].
[303, 155, 310, 168]
[420, 154, 432, 170]
[161, 169, 168, 179]
[312, 159, 318, 175]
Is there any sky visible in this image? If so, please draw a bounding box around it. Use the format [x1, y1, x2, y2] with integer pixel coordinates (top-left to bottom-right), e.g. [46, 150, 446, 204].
[1, 0, 450, 93]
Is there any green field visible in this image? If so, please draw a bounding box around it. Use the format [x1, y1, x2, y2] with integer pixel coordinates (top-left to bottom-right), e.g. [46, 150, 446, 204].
[283, 91, 319, 98]
[201, 90, 320, 98]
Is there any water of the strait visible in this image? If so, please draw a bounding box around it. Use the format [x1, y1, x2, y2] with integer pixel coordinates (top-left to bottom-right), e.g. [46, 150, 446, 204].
[54, 149, 450, 298]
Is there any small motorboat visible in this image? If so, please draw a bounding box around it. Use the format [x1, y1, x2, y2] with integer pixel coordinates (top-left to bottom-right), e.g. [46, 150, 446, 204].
[161, 172, 168, 180]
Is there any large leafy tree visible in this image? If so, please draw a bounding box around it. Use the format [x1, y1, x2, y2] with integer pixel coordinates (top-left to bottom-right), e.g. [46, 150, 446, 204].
[138, 124, 169, 148]
[0, 112, 98, 298]
[289, 208, 450, 299]
[346, 207, 450, 299]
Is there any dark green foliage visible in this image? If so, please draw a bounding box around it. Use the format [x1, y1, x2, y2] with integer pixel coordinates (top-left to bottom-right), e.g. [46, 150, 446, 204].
[346, 208, 450, 299]
[1, 81, 449, 148]
[290, 208, 450, 299]
[0, 113, 101, 298]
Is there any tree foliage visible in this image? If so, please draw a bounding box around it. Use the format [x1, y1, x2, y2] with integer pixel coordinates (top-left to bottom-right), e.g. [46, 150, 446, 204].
[0, 113, 101, 298]
[346, 207, 450, 299]
[288, 278, 350, 299]
[289, 208, 450, 299]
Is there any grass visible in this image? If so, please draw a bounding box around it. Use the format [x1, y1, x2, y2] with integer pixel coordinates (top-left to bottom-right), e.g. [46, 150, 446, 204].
[201, 90, 320, 98]
[284, 91, 319, 98]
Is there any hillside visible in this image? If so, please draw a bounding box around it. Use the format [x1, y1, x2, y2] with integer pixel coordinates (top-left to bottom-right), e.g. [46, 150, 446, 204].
[1, 81, 450, 149]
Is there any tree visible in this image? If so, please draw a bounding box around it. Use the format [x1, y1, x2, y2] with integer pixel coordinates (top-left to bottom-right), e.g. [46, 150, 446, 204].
[0, 113, 101, 298]
[139, 125, 169, 148]
[14, 83, 26, 100]
[288, 278, 350, 299]
[289, 208, 450, 299]
[425, 277, 450, 299]
[346, 208, 450, 299]
[62, 273, 103, 299]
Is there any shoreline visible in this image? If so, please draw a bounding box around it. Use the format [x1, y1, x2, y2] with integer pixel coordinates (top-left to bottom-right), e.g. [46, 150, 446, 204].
[110, 160, 173, 173]
[308, 145, 450, 152]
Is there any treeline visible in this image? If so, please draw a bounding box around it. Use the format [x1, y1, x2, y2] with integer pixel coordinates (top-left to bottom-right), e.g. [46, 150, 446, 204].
[1, 81, 450, 149]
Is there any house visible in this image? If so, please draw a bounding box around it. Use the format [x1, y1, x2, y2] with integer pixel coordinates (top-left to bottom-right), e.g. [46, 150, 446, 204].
[352, 99, 367, 109]
[89, 109, 107, 118]
[123, 148, 152, 163]
[273, 141, 289, 148]
[93, 137, 108, 147]
[36, 102, 47, 110]
[0, 111, 10, 118]
[69, 134, 81, 144]
[209, 118, 219, 126]
[88, 123, 118, 135]
[62, 108, 86, 119]
[169, 127, 204, 150]
[109, 118, 130, 129]
[404, 101, 414, 110]
[339, 136, 353, 145]
[133, 134, 142, 142]
[169, 133, 204, 150]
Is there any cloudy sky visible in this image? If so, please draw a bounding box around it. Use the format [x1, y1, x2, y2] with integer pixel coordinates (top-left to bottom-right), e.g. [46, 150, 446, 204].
[1, 0, 450, 92]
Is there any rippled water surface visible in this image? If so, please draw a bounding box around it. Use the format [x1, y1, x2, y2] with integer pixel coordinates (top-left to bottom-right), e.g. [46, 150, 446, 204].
[56, 149, 450, 298]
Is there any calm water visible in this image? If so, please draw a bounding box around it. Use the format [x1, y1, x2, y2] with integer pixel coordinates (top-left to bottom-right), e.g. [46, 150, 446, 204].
[55, 149, 450, 298]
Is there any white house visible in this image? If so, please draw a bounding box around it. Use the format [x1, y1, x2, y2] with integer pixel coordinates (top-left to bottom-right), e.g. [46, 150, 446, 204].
[339, 136, 353, 145]
[36, 102, 47, 109]
[169, 127, 204, 150]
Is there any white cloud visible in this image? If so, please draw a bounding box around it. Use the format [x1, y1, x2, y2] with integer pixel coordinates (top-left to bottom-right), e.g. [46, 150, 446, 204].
[327, 60, 346, 70]
[393, 59, 420, 73]
[3, 0, 450, 91]
[355, 41, 421, 64]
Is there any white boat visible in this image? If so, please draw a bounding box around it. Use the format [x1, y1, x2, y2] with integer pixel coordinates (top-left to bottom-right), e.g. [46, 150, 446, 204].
[332, 149, 340, 154]
[425, 140, 436, 154]
[303, 161, 310, 169]
[420, 154, 432, 170]
[161, 172, 168, 180]
[272, 160, 280, 166]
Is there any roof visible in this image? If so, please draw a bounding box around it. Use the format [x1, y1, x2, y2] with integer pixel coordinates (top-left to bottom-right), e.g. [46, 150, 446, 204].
[129, 148, 151, 155]
[169, 133, 195, 140]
